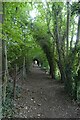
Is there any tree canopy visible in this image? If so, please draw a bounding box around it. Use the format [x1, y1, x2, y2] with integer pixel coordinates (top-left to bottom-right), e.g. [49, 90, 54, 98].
[1, 1, 80, 117]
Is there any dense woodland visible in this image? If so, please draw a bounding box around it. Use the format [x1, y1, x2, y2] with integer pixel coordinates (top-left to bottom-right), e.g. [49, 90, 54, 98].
[1, 1, 80, 117]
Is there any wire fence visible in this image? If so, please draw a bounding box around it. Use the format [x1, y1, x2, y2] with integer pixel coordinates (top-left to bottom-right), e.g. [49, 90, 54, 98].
[0, 65, 24, 92]
[0, 66, 25, 109]
[0, 65, 27, 117]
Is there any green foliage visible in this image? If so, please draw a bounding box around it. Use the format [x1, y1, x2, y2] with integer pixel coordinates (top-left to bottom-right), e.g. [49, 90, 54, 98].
[64, 42, 80, 100]
[2, 81, 14, 117]
[2, 2, 80, 112]
[71, 2, 80, 16]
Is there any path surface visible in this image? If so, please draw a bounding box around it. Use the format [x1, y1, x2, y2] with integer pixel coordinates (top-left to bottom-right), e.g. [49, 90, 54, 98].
[14, 65, 80, 118]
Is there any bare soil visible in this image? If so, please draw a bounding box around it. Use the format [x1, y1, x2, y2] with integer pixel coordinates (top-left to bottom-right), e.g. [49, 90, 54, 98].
[14, 65, 80, 118]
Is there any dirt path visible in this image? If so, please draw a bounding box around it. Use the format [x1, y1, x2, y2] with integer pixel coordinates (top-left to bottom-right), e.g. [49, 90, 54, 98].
[14, 65, 80, 118]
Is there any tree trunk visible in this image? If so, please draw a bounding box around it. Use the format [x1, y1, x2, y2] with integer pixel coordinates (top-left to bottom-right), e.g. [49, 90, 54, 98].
[0, 2, 2, 118]
[2, 3, 8, 103]
[13, 64, 17, 100]
[2, 40, 8, 103]
[45, 50, 55, 79]
[22, 57, 26, 80]
[66, 1, 70, 56]
[49, 62, 55, 79]
[75, 15, 80, 49]
[70, 23, 74, 50]
[72, 15, 80, 100]
[54, 13, 66, 82]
